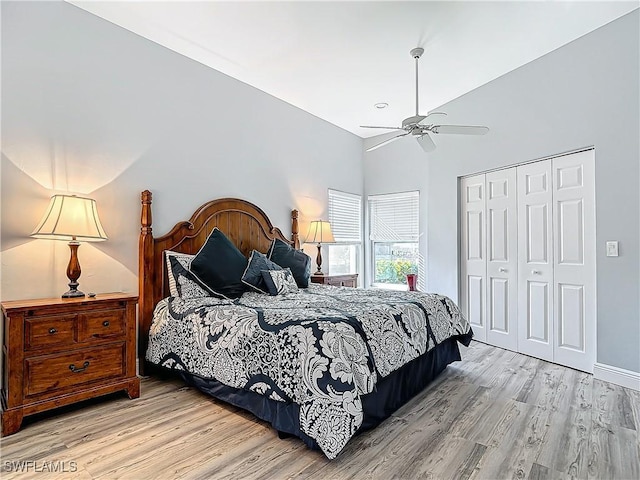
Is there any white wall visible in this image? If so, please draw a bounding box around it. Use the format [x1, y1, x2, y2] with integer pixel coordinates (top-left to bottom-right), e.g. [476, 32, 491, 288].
[364, 10, 640, 374]
[0, 1, 364, 301]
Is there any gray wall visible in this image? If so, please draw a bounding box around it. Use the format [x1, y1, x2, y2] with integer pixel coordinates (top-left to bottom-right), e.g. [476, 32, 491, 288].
[1, 1, 363, 300]
[364, 10, 640, 373]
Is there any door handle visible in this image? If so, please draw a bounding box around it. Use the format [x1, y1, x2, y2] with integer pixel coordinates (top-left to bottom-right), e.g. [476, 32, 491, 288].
[532, 270, 541, 275]
[498, 267, 507, 273]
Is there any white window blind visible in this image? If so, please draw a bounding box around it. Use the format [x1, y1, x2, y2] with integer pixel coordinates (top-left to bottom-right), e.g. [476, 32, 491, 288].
[328, 189, 362, 243]
[369, 191, 419, 242]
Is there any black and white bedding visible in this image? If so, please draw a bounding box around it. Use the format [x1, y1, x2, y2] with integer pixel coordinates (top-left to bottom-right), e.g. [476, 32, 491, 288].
[146, 284, 471, 459]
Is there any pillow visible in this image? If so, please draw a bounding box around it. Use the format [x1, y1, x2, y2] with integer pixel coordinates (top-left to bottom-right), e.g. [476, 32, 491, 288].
[165, 251, 193, 297]
[165, 251, 218, 299]
[241, 250, 282, 293]
[261, 268, 299, 296]
[267, 238, 311, 288]
[190, 228, 247, 299]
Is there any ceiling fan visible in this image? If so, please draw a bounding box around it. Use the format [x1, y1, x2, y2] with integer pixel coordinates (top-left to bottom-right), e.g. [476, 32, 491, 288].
[362, 47, 489, 153]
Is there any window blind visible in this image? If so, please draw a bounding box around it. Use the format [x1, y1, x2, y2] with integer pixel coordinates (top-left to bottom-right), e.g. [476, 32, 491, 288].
[328, 189, 362, 243]
[368, 191, 419, 242]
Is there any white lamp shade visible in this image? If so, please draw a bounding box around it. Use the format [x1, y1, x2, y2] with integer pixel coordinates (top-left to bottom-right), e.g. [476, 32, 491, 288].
[31, 195, 108, 242]
[305, 220, 335, 244]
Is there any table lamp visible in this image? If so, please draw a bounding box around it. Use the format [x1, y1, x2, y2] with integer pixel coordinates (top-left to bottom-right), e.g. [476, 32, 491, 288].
[31, 194, 108, 298]
[305, 220, 335, 275]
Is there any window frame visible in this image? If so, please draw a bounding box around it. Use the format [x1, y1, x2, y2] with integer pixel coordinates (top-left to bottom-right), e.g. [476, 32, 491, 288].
[367, 190, 420, 290]
[327, 189, 363, 281]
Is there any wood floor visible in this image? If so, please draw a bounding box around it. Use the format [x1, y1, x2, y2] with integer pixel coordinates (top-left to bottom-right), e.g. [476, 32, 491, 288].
[1, 341, 638, 480]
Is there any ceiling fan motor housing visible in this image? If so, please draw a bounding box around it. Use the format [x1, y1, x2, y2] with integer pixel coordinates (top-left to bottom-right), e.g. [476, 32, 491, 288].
[402, 115, 426, 128]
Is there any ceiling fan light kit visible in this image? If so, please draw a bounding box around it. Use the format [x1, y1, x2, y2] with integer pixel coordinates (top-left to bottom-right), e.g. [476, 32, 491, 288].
[362, 47, 489, 153]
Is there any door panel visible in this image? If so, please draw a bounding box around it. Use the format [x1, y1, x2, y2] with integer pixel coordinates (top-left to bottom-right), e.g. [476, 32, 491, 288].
[557, 283, 584, 350]
[460, 175, 486, 342]
[518, 161, 554, 362]
[486, 168, 517, 351]
[552, 150, 595, 372]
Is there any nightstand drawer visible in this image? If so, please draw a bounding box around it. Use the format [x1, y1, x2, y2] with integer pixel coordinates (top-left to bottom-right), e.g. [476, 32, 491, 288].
[78, 309, 125, 341]
[25, 314, 76, 350]
[25, 343, 126, 397]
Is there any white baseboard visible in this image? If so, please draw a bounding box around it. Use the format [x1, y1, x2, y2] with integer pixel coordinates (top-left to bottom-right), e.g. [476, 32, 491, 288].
[593, 362, 640, 391]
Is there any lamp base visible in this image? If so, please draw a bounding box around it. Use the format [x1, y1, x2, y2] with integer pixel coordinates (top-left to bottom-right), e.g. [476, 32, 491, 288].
[62, 290, 85, 299]
[63, 241, 85, 298]
[315, 244, 325, 276]
[62, 281, 85, 298]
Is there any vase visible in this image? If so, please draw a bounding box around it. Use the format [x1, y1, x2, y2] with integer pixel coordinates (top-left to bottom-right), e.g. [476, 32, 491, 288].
[406, 273, 417, 291]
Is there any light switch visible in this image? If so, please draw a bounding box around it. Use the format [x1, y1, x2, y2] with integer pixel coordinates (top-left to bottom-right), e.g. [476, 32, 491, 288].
[606, 241, 619, 257]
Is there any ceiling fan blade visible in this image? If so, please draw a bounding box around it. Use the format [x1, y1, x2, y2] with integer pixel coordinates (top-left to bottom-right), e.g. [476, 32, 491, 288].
[360, 125, 404, 130]
[416, 133, 436, 152]
[366, 132, 410, 152]
[418, 112, 447, 125]
[432, 125, 489, 135]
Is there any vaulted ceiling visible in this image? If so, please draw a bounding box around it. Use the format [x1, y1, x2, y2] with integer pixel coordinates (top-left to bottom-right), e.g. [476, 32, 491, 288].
[70, 1, 638, 138]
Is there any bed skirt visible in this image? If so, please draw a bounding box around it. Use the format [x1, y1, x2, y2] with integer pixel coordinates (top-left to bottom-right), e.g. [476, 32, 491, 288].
[181, 332, 472, 452]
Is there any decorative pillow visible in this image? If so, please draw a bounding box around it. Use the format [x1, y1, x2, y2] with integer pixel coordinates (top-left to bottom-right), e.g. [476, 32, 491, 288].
[165, 251, 218, 299]
[241, 250, 282, 293]
[267, 238, 312, 288]
[261, 268, 299, 296]
[190, 228, 247, 299]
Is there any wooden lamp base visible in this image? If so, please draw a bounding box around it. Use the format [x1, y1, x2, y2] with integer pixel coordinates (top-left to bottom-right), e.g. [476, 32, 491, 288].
[62, 240, 85, 298]
[315, 243, 325, 275]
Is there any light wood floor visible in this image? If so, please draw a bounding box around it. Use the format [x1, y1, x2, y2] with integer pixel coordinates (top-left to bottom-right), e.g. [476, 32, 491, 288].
[1, 341, 638, 480]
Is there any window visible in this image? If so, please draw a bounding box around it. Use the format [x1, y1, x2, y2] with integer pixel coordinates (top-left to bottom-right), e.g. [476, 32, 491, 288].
[327, 189, 362, 278]
[368, 191, 419, 289]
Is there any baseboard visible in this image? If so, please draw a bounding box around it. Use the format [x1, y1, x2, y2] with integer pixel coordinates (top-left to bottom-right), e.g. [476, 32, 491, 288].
[593, 362, 640, 391]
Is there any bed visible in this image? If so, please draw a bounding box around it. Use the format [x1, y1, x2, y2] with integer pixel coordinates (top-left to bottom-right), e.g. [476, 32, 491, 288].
[138, 191, 472, 459]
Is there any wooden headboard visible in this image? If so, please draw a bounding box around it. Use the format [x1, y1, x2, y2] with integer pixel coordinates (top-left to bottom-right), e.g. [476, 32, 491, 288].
[138, 190, 299, 374]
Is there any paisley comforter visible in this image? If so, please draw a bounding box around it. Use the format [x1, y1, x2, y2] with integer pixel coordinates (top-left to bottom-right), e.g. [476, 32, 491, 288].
[146, 284, 470, 459]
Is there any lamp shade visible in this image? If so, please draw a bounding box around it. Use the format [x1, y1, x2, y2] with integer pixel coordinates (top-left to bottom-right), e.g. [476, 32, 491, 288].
[31, 195, 108, 242]
[305, 220, 335, 244]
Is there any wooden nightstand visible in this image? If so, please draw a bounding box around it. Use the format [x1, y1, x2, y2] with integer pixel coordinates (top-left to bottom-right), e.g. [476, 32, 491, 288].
[1, 293, 140, 436]
[311, 274, 358, 288]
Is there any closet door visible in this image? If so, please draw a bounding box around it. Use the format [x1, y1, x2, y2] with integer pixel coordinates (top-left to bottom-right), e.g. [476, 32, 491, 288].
[460, 174, 486, 342]
[485, 168, 518, 351]
[517, 160, 554, 362]
[552, 150, 596, 372]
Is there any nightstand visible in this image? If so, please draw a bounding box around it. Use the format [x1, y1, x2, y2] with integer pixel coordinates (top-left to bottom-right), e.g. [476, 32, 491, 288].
[311, 274, 358, 288]
[1, 293, 140, 436]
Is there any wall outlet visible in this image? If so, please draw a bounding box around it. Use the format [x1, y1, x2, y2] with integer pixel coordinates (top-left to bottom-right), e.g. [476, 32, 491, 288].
[606, 241, 619, 257]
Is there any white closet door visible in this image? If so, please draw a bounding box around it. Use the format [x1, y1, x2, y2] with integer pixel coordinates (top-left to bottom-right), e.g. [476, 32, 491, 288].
[517, 160, 554, 361]
[485, 168, 518, 351]
[460, 174, 486, 342]
[552, 150, 596, 372]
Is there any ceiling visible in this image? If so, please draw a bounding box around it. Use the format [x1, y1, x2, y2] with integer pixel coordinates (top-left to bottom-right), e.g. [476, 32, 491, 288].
[70, 1, 638, 138]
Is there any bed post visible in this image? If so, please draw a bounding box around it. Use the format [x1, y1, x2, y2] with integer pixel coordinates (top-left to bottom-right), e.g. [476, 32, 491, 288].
[138, 190, 154, 376]
[291, 209, 300, 249]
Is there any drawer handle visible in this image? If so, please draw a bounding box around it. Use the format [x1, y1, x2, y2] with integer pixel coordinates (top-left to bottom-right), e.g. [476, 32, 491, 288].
[49, 328, 57, 334]
[69, 361, 90, 373]
[103, 321, 110, 327]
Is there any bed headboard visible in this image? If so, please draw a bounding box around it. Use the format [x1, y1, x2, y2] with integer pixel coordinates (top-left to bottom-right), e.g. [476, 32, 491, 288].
[138, 190, 299, 374]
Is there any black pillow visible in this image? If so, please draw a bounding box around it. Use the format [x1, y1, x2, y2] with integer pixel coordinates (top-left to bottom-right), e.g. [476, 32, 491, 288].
[241, 250, 282, 294]
[267, 238, 311, 288]
[190, 228, 247, 299]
